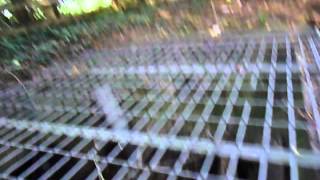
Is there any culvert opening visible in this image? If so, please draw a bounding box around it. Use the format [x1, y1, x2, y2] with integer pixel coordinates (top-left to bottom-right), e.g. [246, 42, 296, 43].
[116, 144, 138, 160]
[271, 127, 289, 148]
[223, 124, 239, 142]
[200, 122, 218, 139]
[299, 166, 320, 179]
[159, 150, 181, 167]
[141, 147, 157, 166]
[177, 121, 196, 137]
[236, 159, 259, 179]
[97, 141, 117, 157]
[267, 163, 290, 180]
[211, 105, 226, 116]
[209, 156, 229, 175]
[73, 161, 96, 179]
[101, 164, 121, 179]
[182, 153, 206, 172]
[149, 172, 168, 179]
[244, 125, 263, 144]
[250, 106, 266, 119]
[296, 129, 312, 150]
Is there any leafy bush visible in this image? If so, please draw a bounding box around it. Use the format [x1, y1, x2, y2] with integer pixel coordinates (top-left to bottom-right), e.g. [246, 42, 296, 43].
[0, 1, 157, 67]
[58, 0, 112, 15]
[258, 12, 267, 26]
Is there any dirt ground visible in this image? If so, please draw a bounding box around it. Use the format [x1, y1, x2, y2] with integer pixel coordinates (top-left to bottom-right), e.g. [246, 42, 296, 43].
[94, 0, 314, 49]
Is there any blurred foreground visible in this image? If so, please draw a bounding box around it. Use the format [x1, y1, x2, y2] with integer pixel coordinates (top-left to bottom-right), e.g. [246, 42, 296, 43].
[1, 0, 320, 180]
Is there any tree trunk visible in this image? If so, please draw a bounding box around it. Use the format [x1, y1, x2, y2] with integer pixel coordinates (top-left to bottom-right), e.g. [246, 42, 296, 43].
[11, 0, 35, 25]
[38, 0, 60, 20]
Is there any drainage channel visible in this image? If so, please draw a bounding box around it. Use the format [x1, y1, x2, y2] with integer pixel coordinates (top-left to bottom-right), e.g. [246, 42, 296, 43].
[0, 32, 320, 179]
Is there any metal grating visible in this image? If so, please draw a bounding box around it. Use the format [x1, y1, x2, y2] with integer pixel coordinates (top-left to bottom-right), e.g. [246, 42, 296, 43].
[1, 32, 320, 179]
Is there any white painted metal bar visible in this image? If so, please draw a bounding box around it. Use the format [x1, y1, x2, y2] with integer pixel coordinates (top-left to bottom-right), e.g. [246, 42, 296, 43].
[214, 75, 244, 143]
[235, 101, 251, 147]
[285, 36, 299, 180]
[262, 38, 277, 151]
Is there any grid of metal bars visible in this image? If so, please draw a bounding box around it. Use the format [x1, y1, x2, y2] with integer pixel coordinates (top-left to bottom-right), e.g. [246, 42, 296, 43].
[1, 32, 320, 179]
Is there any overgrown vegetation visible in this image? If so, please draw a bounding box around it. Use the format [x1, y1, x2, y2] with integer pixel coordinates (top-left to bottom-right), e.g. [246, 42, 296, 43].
[0, 0, 158, 68]
[58, 0, 112, 15]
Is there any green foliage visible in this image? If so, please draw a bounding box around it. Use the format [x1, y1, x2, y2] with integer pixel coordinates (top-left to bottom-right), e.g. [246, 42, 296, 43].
[33, 8, 46, 20]
[113, 0, 141, 10]
[258, 12, 267, 26]
[0, 0, 7, 6]
[58, 0, 112, 15]
[0, 1, 157, 67]
[129, 14, 150, 25]
[191, 0, 206, 10]
[34, 40, 59, 54]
